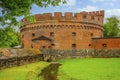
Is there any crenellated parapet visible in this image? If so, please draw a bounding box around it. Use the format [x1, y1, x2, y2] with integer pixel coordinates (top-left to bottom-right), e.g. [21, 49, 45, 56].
[21, 10, 104, 26]
[20, 10, 104, 49]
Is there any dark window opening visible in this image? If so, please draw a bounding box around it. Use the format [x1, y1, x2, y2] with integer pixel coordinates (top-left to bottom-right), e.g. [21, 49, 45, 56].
[72, 32, 76, 36]
[22, 35, 24, 38]
[88, 44, 91, 46]
[32, 33, 35, 37]
[91, 16, 94, 20]
[72, 44, 76, 49]
[42, 46, 46, 49]
[83, 15, 87, 19]
[31, 45, 33, 48]
[51, 44, 55, 46]
[98, 18, 100, 21]
[102, 44, 107, 48]
[50, 32, 54, 37]
[91, 33, 93, 37]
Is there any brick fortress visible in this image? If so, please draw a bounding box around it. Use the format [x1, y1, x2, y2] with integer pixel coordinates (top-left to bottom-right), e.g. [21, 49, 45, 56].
[20, 10, 120, 49]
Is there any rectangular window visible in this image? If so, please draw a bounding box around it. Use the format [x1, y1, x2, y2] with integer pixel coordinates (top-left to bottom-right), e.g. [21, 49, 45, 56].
[91, 33, 93, 37]
[72, 32, 76, 36]
[31, 44, 33, 48]
[88, 44, 91, 46]
[42, 46, 46, 49]
[51, 44, 55, 46]
[102, 43, 107, 48]
[32, 33, 35, 37]
[50, 32, 54, 37]
[72, 44, 76, 49]
[83, 15, 87, 19]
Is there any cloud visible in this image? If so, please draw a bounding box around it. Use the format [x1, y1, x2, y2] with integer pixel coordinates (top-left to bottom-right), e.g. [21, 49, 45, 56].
[91, 0, 117, 3]
[105, 9, 120, 18]
[77, 5, 98, 12]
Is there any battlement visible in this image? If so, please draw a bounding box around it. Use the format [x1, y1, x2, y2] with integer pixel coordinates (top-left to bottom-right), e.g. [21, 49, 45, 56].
[22, 10, 104, 24]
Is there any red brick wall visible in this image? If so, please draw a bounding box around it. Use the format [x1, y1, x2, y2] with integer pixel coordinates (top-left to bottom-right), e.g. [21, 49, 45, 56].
[20, 11, 104, 50]
[91, 38, 120, 49]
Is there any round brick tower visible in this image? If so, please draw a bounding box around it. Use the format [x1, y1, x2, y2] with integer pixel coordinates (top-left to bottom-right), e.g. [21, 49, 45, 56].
[20, 11, 104, 50]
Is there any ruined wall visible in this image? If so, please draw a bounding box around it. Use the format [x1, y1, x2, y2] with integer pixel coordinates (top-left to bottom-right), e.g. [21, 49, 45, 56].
[20, 11, 104, 50]
[91, 37, 120, 49]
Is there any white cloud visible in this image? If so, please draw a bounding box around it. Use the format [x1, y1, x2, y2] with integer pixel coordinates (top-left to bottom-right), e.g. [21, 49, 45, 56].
[77, 5, 98, 12]
[105, 9, 120, 18]
[91, 0, 117, 3]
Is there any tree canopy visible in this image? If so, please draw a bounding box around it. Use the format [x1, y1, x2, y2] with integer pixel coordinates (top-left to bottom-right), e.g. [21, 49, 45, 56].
[104, 16, 120, 37]
[0, 0, 66, 48]
[0, 0, 66, 26]
[0, 26, 20, 48]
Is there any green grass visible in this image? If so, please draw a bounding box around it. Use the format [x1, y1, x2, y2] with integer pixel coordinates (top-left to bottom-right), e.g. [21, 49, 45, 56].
[0, 61, 49, 80]
[58, 58, 120, 80]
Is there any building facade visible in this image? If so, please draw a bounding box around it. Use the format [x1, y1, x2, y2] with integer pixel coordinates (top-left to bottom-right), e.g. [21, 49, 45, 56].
[20, 10, 120, 49]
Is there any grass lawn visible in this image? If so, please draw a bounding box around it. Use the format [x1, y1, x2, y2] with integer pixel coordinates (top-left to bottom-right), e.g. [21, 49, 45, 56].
[58, 58, 120, 80]
[0, 61, 49, 80]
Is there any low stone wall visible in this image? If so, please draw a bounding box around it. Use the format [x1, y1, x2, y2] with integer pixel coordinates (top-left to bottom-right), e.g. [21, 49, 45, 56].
[0, 49, 120, 69]
[0, 54, 43, 69]
[42, 49, 120, 61]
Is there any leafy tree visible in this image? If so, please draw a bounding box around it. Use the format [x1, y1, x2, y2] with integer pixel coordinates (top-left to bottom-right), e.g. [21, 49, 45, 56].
[0, 26, 20, 48]
[104, 16, 120, 37]
[0, 0, 66, 26]
[0, 0, 66, 48]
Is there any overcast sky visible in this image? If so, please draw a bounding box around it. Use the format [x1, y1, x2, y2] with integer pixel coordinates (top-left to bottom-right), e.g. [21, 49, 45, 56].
[31, 0, 120, 18]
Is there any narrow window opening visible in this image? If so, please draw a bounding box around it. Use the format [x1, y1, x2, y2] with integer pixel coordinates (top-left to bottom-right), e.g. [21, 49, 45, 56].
[91, 33, 93, 37]
[22, 35, 24, 38]
[50, 32, 54, 37]
[51, 44, 55, 46]
[32, 33, 35, 37]
[98, 18, 100, 21]
[72, 32, 76, 36]
[42, 46, 46, 49]
[83, 15, 87, 19]
[31, 44, 33, 48]
[88, 44, 91, 46]
[72, 44, 76, 49]
[102, 44, 107, 48]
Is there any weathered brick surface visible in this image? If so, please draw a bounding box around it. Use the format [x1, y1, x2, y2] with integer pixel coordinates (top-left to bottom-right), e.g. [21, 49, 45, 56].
[20, 11, 105, 49]
[91, 37, 120, 49]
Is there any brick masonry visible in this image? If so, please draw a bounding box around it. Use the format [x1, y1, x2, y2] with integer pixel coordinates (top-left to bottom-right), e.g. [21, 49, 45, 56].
[20, 10, 120, 49]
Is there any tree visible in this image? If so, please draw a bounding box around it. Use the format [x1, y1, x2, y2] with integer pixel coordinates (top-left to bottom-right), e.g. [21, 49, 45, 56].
[0, 26, 20, 48]
[104, 16, 120, 37]
[0, 0, 66, 26]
